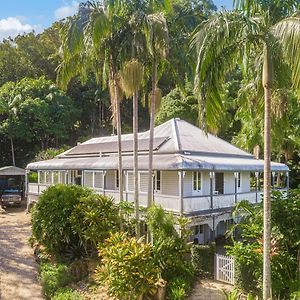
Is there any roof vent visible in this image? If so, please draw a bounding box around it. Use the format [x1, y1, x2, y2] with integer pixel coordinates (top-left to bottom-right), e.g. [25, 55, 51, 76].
[175, 117, 181, 121]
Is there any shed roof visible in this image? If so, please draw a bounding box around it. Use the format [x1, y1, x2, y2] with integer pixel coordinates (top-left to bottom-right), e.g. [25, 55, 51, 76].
[0, 166, 26, 176]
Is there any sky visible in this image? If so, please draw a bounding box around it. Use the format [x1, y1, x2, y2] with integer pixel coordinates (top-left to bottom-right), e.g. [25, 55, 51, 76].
[0, 0, 232, 40]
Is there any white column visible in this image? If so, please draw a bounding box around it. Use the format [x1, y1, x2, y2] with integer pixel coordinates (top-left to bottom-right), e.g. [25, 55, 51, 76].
[103, 171, 106, 195]
[209, 171, 215, 209]
[178, 171, 185, 215]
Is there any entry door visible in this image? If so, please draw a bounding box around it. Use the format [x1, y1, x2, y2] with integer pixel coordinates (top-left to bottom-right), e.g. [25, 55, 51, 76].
[215, 173, 224, 194]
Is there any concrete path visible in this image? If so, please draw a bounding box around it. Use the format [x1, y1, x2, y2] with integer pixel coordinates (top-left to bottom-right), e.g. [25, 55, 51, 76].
[0, 205, 43, 300]
[188, 279, 233, 300]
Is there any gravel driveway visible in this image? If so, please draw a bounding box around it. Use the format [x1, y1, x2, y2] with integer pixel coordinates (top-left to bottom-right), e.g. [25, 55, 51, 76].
[0, 205, 43, 300]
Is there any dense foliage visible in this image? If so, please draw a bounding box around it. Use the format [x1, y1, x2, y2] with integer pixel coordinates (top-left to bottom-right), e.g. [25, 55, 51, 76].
[97, 232, 159, 300]
[146, 205, 195, 299]
[227, 192, 300, 299]
[31, 185, 123, 260]
[31, 185, 93, 259]
[70, 194, 120, 251]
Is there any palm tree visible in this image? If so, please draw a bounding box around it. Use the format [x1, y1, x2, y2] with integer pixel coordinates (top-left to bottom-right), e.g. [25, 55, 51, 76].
[192, 1, 300, 298]
[120, 59, 144, 237]
[58, 1, 132, 201]
[145, 12, 170, 208]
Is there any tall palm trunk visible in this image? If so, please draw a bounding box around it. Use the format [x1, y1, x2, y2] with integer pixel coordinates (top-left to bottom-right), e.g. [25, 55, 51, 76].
[133, 91, 140, 237]
[262, 44, 272, 300]
[10, 136, 15, 166]
[147, 58, 157, 208]
[113, 73, 123, 202]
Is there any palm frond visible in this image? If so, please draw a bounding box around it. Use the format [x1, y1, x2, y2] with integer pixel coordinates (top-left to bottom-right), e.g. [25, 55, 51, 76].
[272, 16, 300, 94]
[191, 11, 261, 131]
[145, 12, 169, 58]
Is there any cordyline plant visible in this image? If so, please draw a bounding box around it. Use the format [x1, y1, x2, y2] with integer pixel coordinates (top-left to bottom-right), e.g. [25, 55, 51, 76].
[97, 232, 159, 300]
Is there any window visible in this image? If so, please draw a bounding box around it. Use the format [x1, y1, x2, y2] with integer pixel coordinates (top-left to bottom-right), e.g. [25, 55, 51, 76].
[39, 171, 45, 184]
[237, 172, 241, 188]
[115, 170, 119, 188]
[193, 172, 201, 191]
[53, 171, 59, 184]
[153, 171, 161, 191]
[215, 172, 224, 194]
[194, 224, 204, 235]
[45, 171, 51, 185]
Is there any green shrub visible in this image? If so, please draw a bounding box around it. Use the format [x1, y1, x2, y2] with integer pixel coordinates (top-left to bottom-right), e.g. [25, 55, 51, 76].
[31, 184, 93, 260]
[40, 262, 74, 299]
[70, 194, 120, 252]
[227, 194, 300, 299]
[97, 232, 159, 300]
[168, 278, 187, 300]
[146, 205, 195, 298]
[191, 244, 215, 278]
[52, 288, 84, 300]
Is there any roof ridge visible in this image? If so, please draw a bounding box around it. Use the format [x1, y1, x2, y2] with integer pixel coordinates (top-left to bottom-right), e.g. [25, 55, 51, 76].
[172, 118, 182, 152]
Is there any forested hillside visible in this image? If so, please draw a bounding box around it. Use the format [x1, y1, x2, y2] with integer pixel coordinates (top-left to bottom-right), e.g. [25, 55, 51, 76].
[0, 0, 300, 186]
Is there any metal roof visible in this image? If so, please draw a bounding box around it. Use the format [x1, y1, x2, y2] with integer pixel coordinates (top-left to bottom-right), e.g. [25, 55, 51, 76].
[60, 118, 252, 158]
[0, 166, 26, 176]
[27, 118, 289, 172]
[27, 153, 288, 172]
[66, 137, 169, 156]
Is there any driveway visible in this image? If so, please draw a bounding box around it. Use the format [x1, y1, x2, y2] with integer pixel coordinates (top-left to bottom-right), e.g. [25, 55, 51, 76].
[0, 204, 43, 300]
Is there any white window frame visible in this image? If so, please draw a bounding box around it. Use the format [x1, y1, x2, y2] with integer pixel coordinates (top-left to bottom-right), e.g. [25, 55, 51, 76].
[237, 172, 241, 191]
[192, 171, 202, 194]
[115, 170, 119, 189]
[153, 170, 161, 194]
[138, 171, 148, 193]
[127, 171, 134, 192]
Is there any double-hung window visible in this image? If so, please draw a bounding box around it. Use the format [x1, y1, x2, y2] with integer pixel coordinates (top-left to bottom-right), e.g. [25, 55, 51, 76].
[153, 171, 161, 192]
[193, 171, 201, 192]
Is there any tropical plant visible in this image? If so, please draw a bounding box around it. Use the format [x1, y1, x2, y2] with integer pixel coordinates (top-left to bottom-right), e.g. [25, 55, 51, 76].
[58, 1, 134, 202]
[120, 59, 144, 237]
[31, 184, 93, 259]
[146, 11, 170, 207]
[97, 232, 159, 300]
[70, 194, 120, 251]
[227, 192, 300, 299]
[192, 2, 300, 298]
[146, 205, 195, 297]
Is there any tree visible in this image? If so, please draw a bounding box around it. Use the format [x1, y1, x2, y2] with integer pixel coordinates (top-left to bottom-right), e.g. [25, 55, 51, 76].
[0, 85, 17, 165]
[58, 1, 133, 201]
[0, 77, 78, 165]
[120, 60, 144, 237]
[192, 2, 300, 298]
[146, 12, 170, 208]
[155, 81, 198, 126]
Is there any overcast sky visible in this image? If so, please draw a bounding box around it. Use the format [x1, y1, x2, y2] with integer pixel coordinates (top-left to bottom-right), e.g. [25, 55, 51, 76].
[0, 0, 232, 41]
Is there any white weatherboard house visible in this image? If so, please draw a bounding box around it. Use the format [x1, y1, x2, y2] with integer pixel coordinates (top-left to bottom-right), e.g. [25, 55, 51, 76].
[26, 118, 289, 244]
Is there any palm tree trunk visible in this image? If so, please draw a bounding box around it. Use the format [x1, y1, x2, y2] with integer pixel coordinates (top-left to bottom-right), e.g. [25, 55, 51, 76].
[262, 44, 272, 300]
[133, 91, 140, 237]
[113, 74, 123, 202]
[147, 59, 157, 208]
[10, 137, 15, 166]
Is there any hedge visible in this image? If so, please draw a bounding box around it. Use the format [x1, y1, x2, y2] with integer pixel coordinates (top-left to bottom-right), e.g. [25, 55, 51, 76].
[191, 244, 215, 278]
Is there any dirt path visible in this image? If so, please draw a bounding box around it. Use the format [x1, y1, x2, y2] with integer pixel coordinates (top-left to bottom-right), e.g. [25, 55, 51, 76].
[0, 205, 43, 300]
[188, 279, 233, 300]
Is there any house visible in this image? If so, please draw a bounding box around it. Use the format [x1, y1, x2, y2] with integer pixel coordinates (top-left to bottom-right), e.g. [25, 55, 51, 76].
[26, 118, 289, 244]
